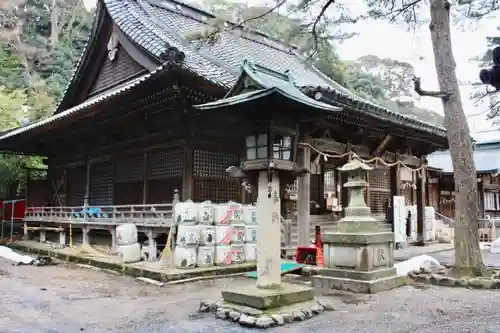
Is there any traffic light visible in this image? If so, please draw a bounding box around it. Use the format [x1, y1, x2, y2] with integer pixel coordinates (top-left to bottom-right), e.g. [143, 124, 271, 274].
[479, 46, 500, 91]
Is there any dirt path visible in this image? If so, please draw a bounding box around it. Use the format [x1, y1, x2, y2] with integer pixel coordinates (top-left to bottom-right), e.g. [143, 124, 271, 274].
[0, 258, 499, 333]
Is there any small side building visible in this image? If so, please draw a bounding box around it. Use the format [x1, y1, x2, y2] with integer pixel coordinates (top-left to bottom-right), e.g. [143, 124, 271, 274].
[427, 139, 500, 219]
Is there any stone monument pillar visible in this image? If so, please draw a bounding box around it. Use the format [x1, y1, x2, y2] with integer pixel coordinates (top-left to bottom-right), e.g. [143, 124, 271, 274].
[222, 170, 314, 310]
[256, 171, 282, 289]
[312, 157, 406, 294]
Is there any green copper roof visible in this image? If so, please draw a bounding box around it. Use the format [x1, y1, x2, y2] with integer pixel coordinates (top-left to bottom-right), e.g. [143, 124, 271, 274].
[194, 61, 342, 113]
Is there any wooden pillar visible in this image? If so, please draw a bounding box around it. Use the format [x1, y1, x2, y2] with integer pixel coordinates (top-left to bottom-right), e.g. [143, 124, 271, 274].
[437, 177, 442, 214]
[297, 143, 311, 246]
[181, 145, 193, 201]
[478, 177, 485, 218]
[318, 161, 325, 214]
[388, 165, 400, 230]
[416, 167, 426, 246]
[142, 152, 149, 204]
[424, 171, 430, 207]
[340, 171, 349, 218]
[84, 161, 91, 207]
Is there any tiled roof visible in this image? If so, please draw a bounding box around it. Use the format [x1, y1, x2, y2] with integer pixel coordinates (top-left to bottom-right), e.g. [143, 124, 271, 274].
[103, 0, 447, 137]
[427, 141, 500, 173]
[0, 70, 165, 141]
[194, 61, 342, 112]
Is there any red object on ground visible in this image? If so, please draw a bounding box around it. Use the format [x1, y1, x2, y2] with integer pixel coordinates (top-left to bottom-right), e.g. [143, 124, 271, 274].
[295, 226, 324, 266]
[296, 246, 317, 265]
[314, 226, 324, 267]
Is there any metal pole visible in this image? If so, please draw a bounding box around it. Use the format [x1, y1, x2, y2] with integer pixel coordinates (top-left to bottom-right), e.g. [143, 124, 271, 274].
[10, 200, 14, 243]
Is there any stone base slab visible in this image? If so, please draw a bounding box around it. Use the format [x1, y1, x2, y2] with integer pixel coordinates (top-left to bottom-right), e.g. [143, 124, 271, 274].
[320, 267, 397, 281]
[221, 283, 314, 310]
[312, 274, 406, 294]
[322, 232, 394, 245]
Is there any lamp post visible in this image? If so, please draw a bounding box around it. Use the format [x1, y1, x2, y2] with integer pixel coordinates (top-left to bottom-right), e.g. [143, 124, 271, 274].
[227, 126, 302, 290]
[242, 127, 300, 289]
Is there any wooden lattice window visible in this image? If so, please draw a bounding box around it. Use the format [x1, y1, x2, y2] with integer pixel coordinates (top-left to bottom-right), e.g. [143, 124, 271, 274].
[193, 178, 241, 203]
[193, 149, 240, 178]
[89, 162, 114, 206]
[193, 149, 241, 203]
[246, 134, 268, 160]
[115, 154, 144, 183]
[66, 166, 86, 206]
[368, 166, 391, 215]
[148, 149, 183, 179]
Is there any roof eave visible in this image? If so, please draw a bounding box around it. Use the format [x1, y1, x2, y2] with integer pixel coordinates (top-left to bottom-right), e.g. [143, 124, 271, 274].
[194, 88, 341, 113]
[55, 1, 107, 114]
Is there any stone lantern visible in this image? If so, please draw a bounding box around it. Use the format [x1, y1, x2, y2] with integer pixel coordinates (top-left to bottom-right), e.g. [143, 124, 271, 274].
[221, 126, 314, 309]
[336, 157, 377, 232]
[312, 157, 406, 294]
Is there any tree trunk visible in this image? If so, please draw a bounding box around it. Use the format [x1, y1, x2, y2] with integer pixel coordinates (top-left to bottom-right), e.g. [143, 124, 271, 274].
[429, 0, 484, 275]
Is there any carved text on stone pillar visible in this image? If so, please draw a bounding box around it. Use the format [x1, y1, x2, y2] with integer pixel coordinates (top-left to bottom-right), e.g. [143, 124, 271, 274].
[271, 212, 280, 224]
[373, 247, 388, 267]
[272, 190, 279, 203]
[260, 258, 272, 277]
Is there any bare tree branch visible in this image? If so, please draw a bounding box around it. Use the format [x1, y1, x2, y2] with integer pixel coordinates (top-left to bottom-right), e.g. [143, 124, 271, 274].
[412, 76, 451, 99]
[306, 0, 336, 59]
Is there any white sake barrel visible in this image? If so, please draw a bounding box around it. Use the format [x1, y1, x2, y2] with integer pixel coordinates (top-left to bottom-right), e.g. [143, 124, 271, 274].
[174, 245, 197, 269]
[198, 201, 215, 225]
[231, 224, 246, 244]
[116, 224, 138, 246]
[214, 204, 232, 225]
[197, 246, 215, 268]
[231, 244, 245, 264]
[215, 245, 232, 266]
[242, 205, 257, 225]
[245, 225, 257, 243]
[244, 243, 257, 262]
[229, 202, 243, 224]
[176, 225, 200, 246]
[215, 225, 231, 245]
[199, 225, 215, 246]
[174, 200, 198, 225]
[117, 243, 141, 263]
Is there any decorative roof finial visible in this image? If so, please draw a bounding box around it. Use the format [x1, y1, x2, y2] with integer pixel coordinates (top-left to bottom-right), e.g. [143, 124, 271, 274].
[160, 46, 185, 64]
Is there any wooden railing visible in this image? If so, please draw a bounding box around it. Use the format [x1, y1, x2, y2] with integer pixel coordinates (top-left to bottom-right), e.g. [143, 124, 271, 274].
[24, 203, 174, 226]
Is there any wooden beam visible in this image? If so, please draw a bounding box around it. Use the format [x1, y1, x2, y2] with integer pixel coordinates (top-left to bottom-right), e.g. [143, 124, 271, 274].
[373, 134, 392, 156]
[310, 138, 423, 166]
[297, 141, 311, 246]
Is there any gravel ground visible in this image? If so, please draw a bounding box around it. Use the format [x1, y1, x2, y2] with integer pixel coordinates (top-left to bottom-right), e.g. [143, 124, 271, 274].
[0, 258, 499, 333]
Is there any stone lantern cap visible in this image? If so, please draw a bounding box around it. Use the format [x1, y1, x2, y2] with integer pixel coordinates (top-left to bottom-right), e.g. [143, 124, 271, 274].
[337, 156, 373, 173]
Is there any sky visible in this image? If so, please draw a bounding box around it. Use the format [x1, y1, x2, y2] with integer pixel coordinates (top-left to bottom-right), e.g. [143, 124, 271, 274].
[83, 0, 500, 134]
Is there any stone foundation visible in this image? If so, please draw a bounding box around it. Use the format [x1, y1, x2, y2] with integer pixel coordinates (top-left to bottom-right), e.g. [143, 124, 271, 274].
[221, 283, 314, 310]
[199, 297, 335, 329]
[313, 232, 405, 294]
